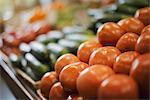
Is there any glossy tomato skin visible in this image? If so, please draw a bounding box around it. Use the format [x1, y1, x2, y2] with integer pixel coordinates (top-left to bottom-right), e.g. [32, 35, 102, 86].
[135, 7, 150, 26]
[77, 65, 114, 99]
[141, 25, 150, 34]
[118, 17, 144, 35]
[116, 32, 139, 52]
[130, 53, 150, 98]
[98, 74, 139, 100]
[67, 94, 83, 100]
[135, 33, 150, 54]
[40, 71, 58, 98]
[113, 51, 140, 75]
[77, 40, 102, 63]
[89, 46, 121, 67]
[97, 22, 125, 46]
[59, 62, 89, 93]
[49, 82, 67, 100]
[55, 54, 80, 75]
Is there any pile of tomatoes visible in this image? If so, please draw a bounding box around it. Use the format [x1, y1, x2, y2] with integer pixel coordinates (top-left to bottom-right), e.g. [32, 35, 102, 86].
[39, 7, 150, 100]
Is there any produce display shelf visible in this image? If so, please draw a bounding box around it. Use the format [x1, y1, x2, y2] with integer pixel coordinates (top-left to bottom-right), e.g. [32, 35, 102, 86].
[0, 51, 40, 99]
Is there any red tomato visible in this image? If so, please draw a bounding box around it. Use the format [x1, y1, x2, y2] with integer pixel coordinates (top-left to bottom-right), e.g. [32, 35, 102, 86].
[118, 17, 144, 35]
[116, 32, 139, 52]
[98, 74, 139, 100]
[55, 54, 80, 75]
[89, 46, 120, 67]
[77, 65, 114, 99]
[40, 72, 58, 98]
[113, 51, 140, 75]
[67, 94, 83, 100]
[77, 40, 102, 63]
[141, 25, 150, 34]
[97, 22, 125, 46]
[49, 82, 67, 100]
[59, 62, 89, 93]
[135, 33, 150, 54]
[135, 7, 150, 26]
[130, 53, 150, 98]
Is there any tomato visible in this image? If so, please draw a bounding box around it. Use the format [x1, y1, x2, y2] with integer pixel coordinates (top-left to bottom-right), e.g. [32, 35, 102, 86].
[77, 40, 102, 63]
[49, 82, 67, 100]
[89, 46, 120, 67]
[118, 17, 144, 35]
[40, 71, 58, 98]
[67, 94, 83, 100]
[135, 7, 150, 26]
[116, 32, 139, 52]
[97, 22, 125, 46]
[135, 33, 150, 54]
[130, 53, 150, 98]
[141, 25, 150, 34]
[98, 74, 139, 100]
[59, 62, 89, 93]
[113, 51, 140, 75]
[55, 54, 80, 75]
[77, 65, 114, 98]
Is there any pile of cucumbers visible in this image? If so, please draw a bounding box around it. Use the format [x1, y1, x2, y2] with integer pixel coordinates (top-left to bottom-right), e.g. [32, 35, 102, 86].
[90, 0, 149, 33]
[9, 28, 95, 80]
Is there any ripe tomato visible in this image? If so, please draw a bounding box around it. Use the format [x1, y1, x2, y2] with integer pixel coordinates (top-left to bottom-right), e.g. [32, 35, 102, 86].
[118, 17, 144, 35]
[135, 33, 150, 54]
[98, 74, 139, 100]
[77, 65, 114, 98]
[89, 46, 120, 67]
[135, 7, 150, 26]
[116, 32, 139, 52]
[55, 54, 80, 75]
[141, 25, 150, 34]
[77, 40, 102, 63]
[130, 53, 150, 98]
[40, 71, 58, 98]
[97, 22, 125, 46]
[113, 51, 140, 75]
[49, 82, 67, 100]
[59, 62, 89, 93]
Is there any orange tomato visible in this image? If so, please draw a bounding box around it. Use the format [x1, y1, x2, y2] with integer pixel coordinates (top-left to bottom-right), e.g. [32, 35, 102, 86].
[77, 40, 102, 63]
[118, 17, 144, 35]
[98, 74, 139, 100]
[97, 22, 125, 46]
[55, 54, 80, 75]
[116, 32, 139, 52]
[77, 65, 114, 99]
[89, 46, 120, 67]
[59, 62, 89, 93]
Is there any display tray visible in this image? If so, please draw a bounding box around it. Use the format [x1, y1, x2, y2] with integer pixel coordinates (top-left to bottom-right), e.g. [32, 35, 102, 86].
[0, 51, 41, 99]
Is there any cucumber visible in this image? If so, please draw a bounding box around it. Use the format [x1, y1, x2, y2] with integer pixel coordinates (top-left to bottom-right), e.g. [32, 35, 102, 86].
[65, 34, 88, 43]
[47, 43, 69, 58]
[9, 53, 22, 68]
[29, 41, 50, 64]
[62, 26, 85, 34]
[58, 39, 80, 54]
[25, 53, 50, 76]
[118, 0, 149, 8]
[36, 34, 53, 45]
[19, 43, 31, 56]
[49, 53, 57, 71]
[20, 58, 40, 80]
[47, 31, 64, 42]
[116, 4, 138, 15]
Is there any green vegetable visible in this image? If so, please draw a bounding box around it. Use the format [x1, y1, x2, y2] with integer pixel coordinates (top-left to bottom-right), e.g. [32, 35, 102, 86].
[29, 41, 50, 64]
[19, 43, 31, 56]
[47, 31, 64, 43]
[9, 53, 22, 68]
[58, 39, 80, 54]
[25, 53, 50, 77]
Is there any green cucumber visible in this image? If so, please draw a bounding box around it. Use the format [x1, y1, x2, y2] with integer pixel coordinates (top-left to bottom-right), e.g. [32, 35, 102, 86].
[29, 41, 50, 64]
[25, 53, 50, 76]
[47, 31, 64, 42]
[9, 53, 22, 68]
[36, 34, 53, 45]
[58, 39, 80, 54]
[47, 43, 69, 58]
[19, 43, 31, 56]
